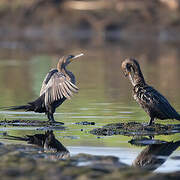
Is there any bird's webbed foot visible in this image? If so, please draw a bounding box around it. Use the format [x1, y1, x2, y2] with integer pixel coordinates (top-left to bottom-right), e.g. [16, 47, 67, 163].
[47, 112, 64, 125]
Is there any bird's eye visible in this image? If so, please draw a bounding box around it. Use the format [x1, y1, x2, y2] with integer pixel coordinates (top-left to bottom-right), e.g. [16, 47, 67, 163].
[68, 55, 74, 59]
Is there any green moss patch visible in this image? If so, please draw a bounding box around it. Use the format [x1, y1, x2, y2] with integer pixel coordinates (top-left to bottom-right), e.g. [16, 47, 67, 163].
[0, 119, 64, 127]
[90, 122, 180, 136]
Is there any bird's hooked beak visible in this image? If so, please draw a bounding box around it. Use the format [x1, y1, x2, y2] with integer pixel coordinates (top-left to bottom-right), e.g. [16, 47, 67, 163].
[70, 53, 84, 62]
[73, 53, 84, 59]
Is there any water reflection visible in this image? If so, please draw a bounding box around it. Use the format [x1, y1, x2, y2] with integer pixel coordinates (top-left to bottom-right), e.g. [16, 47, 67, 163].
[2, 130, 180, 172]
[2, 130, 70, 159]
[131, 138, 180, 171]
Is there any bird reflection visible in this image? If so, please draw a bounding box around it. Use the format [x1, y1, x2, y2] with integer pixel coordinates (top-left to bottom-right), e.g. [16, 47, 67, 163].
[3, 130, 69, 159]
[131, 138, 180, 171]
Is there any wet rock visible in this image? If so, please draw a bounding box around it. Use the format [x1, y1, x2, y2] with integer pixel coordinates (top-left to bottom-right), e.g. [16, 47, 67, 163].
[0, 143, 179, 179]
[75, 121, 95, 125]
[0, 119, 65, 127]
[90, 122, 180, 136]
[129, 137, 168, 146]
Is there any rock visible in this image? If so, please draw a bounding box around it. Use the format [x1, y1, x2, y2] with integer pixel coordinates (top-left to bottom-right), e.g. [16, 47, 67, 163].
[0, 119, 65, 127]
[0, 143, 179, 179]
[90, 122, 180, 136]
[75, 121, 95, 125]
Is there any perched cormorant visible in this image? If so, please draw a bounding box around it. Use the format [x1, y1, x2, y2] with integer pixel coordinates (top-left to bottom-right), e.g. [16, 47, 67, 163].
[122, 58, 180, 125]
[8, 54, 84, 122]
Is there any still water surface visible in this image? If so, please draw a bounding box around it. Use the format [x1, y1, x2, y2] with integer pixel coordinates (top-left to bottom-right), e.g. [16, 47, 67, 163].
[0, 44, 180, 172]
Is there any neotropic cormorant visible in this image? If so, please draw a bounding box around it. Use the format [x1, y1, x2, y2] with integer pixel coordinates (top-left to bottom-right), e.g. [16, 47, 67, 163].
[122, 58, 180, 125]
[8, 54, 84, 122]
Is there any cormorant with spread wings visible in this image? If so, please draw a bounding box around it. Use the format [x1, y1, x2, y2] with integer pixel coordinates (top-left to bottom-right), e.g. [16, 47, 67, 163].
[8, 54, 84, 122]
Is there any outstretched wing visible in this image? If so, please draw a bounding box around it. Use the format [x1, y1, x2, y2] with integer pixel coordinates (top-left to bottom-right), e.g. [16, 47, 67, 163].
[40, 70, 79, 107]
[136, 85, 180, 119]
[40, 69, 58, 96]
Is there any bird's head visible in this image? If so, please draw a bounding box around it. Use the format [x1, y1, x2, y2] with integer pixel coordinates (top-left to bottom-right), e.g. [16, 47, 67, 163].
[121, 58, 145, 86]
[57, 53, 84, 70]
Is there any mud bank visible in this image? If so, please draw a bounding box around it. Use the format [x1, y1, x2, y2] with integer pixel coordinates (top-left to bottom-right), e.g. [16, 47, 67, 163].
[1, 0, 180, 52]
[0, 142, 179, 179]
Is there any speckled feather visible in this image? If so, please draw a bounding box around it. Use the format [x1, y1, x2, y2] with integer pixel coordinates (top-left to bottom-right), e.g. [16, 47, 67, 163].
[133, 84, 180, 120]
[122, 58, 180, 125]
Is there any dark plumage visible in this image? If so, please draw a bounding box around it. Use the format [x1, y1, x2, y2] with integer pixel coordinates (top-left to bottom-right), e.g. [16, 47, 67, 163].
[7, 54, 84, 122]
[122, 58, 180, 125]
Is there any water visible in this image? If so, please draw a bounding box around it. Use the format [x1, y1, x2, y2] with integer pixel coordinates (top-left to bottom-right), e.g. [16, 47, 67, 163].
[0, 42, 180, 172]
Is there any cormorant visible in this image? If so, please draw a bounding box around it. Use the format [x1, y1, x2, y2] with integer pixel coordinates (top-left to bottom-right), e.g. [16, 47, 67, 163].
[122, 58, 180, 125]
[8, 54, 84, 122]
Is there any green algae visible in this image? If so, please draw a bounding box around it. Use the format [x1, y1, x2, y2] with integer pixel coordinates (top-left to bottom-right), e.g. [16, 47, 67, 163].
[0, 119, 65, 127]
[90, 122, 180, 136]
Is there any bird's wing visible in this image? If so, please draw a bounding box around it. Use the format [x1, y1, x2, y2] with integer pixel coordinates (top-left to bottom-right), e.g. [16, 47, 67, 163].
[42, 72, 79, 106]
[140, 86, 179, 119]
[40, 69, 58, 96]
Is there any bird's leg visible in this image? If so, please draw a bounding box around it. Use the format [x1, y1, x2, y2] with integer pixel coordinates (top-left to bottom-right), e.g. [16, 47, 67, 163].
[47, 112, 55, 123]
[148, 117, 154, 126]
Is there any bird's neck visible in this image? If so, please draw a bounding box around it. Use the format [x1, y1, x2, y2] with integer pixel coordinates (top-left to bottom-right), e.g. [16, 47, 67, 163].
[57, 63, 67, 74]
[129, 69, 146, 87]
[61, 66, 68, 74]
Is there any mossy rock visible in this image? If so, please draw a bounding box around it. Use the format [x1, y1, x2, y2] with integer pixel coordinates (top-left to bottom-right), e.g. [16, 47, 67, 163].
[90, 122, 180, 136]
[128, 137, 168, 147]
[0, 119, 64, 127]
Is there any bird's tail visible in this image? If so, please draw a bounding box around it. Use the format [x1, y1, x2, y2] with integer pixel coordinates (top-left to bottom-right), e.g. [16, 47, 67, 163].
[5, 104, 33, 111]
[3, 94, 45, 113]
